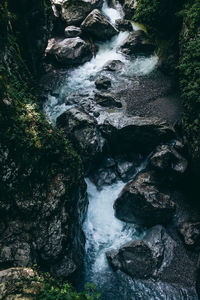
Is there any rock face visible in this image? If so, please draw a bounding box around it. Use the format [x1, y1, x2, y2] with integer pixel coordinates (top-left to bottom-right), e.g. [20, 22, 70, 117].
[45, 37, 92, 66]
[64, 26, 82, 38]
[150, 144, 188, 180]
[59, 0, 103, 26]
[81, 9, 118, 41]
[57, 107, 105, 172]
[107, 225, 197, 285]
[0, 170, 88, 278]
[120, 30, 155, 55]
[99, 112, 175, 155]
[114, 170, 176, 226]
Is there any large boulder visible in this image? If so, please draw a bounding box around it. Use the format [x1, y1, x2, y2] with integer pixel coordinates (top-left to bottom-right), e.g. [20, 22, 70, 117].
[107, 240, 156, 278]
[64, 26, 82, 38]
[99, 112, 175, 155]
[150, 144, 188, 180]
[81, 9, 118, 41]
[56, 107, 105, 172]
[114, 170, 176, 226]
[115, 19, 133, 31]
[58, 0, 103, 26]
[45, 37, 92, 66]
[120, 30, 155, 55]
[107, 225, 197, 284]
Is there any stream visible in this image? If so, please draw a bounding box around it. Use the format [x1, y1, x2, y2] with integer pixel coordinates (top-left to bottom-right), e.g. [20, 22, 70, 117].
[44, 1, 198, 299]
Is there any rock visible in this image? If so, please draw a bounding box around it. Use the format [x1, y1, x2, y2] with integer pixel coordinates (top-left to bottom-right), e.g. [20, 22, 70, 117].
[103, 59, 124, 72]
[56, 107, 105, 172]
[45, 37, 92, 66]
[107, 225, 197, 285]
[60, 0, 103, 26]
[107, 240, 156, 279]
[99, 112, 175, 155]
[114, 170, 176, 226]
[81, 9, 118, 41]
[150, 144, 188, 180]
[179, 221, 200, 249]
[64, 25, 82, 37]
[90, 167, 118, 189]
[123, 0, 137, 20]
[117, 160, 136, 181]
[95, 76, 111, 90]
[120, 30, 155, 55]
[115, 19, 133, 31]
[95, 92, 122, 108]
[0, 268, 42, 298]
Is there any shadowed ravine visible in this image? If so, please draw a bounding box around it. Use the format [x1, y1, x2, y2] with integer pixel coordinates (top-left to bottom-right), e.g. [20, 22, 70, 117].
[44, 1, 198, 299]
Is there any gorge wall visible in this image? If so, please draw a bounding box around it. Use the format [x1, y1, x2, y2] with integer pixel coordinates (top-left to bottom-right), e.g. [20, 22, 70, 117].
[0, 0, 88, 281]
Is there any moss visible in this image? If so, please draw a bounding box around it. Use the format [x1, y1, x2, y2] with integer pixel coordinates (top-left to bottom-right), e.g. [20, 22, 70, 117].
[0, 0, 83, 205]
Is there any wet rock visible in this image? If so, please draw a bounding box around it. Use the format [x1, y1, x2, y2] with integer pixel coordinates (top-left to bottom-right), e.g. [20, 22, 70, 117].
[117, 160, 136, 181]
[99, 112, 175, 155]
[115, 19, 133, 31]
[150, 144, 188, 180]
[95, 92, 122, 108]
[60, 0, 103, 26]
[114, 170, 176, 226]
[95, 76, 111, 90]
[45, 37, 92, 66]
[81, 9, 118, 41]
[120, 30, 155, 55]
[64, 25, 82, 37]
[103, 59, 124, 72]
[107, 225, 197, 284]
[107, 240, 156, 279]
[90, 167, 118, 189]
[123, 0, 137, 20]
[179, 221, 200, 249]
[57, 107, 105, 172]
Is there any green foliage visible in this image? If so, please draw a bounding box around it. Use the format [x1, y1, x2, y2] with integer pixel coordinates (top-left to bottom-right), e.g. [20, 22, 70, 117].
[178, 0, 200, 157]
[38, 276, 101, 300]
[134, 0, 160, 30]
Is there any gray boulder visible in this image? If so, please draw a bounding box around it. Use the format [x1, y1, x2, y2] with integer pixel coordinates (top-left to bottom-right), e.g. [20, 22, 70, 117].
[103, 59, 124, 72]
[60, 0, 103, 26]
[56, 107, 105, 172]
[99, 112, 175, 155]
[81, 9, 118, 41]
[106, 225, 197, 285]
[45, 37, 92, 66]
[120, 30, 155, 55]
[64, 26, 82, 38]
[114, 170, 176, 226]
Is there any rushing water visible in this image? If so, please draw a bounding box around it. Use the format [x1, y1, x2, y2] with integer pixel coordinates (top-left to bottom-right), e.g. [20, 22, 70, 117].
[44, 1, 198, 298]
